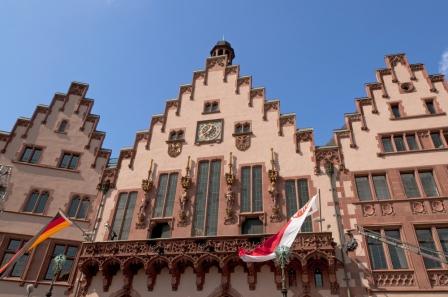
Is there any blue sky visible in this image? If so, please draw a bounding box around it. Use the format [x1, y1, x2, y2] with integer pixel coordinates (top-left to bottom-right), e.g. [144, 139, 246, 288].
[1, 1, 447, 155]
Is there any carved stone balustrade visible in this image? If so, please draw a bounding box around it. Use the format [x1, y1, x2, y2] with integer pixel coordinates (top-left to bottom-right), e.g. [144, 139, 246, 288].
[428, 269, 448, 287]
[372, 270, 416, 288]
[77, 232, 337, 295]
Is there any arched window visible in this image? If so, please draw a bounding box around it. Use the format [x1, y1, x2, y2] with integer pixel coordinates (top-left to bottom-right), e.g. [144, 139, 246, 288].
[218, 49, 223, 55]
[67, 196, 90, 219]
[241, 218, 263, 234]
[57, 120, 68, 133]
[23, 191, 48, 214]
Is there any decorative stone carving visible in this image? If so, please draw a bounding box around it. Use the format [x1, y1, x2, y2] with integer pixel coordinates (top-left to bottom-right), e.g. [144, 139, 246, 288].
[168, 142, 182, 158]
[178, 157, 192, 226]
[400, 82, 415, 93]
[207, 56, 226, 69]
[362, 204, 376, 217]
[224, 65, 238, 82]
[372, 271, 415, 287]
[381, 203, 394, 216]
[137, 160, 154, 228]
[429, 270, 448, 287]
[235, 134, 251, 151]
[314, 147, 343, 175]
[224, 152, 236, 225]
[68, 82, 87, 96]
[411, 201, 427, 214]
[268, 148, 281, 223]
[430, 200, 445, 213]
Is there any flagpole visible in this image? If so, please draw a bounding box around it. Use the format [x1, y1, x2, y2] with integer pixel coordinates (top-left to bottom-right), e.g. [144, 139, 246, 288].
[58, 209, 91, 241]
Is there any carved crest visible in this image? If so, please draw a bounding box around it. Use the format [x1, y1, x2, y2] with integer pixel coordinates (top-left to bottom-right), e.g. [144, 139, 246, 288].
[235, 135, 251, 151]
[168, 142, 182, 158]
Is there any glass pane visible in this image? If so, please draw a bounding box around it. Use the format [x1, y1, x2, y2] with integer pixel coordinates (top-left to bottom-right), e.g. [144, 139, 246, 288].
[10, 254, 28, 277]
[400, 173, 420, 198]
[382, 137, 393, 153]
[30, 149, 41, 164]
[164, 173, 178, 217]
[153, 174, 168, 218]
[24, 192, 39, 212]
[406, 135, 418, 150]
[416, 229, 441, 268]
[355, 176, 372, 201]
[34, 192, 49, 213]
[242, 218, 263, 234]
[426, 101, 436, 114]
[0, 253, 13, 275]
[297, 179, 309, 207]
[52, 244, 65, 256]
[437, 228, 448, 264]
[205, 160, 221, 236]
[243, 123, 251, 133]
[60, 154, 71, 168]
[192, 161, 209, 236]
[58, 120, 67, 132]
[367, 235, 387, 269]
[419, 172, 439, 197]
[111, 193, 128, 239]
[314, 269, 323, 288]
[285, 180, 298, 218]
[66, 246, 78, 258]
[372, 175, 390, 200]
[391, 105, 401, 118]
[252, 166, 263, 212]
[58, 259, 73, 281]
[431, 132, 444, 148]
[120, 192, 137, 240]
[68, 155, 79, 169]
[76, 199, 89, 219]
[394, 136, 406, 152]
[151, 223, 171, 238]
[21, 147, 33, 162]
[240, 167, 251, 212]
[67, 196, 80, 217]
[385, 230, 408, 269]
[7, 240, 22, 251]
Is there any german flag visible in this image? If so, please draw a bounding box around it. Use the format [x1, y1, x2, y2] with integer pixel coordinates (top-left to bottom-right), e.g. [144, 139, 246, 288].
[0, 211, 72, 277]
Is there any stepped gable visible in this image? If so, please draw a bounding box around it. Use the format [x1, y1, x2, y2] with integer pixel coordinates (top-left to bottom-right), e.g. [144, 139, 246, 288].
[325, 53, 448, 163]
[0, 82, 111, 168]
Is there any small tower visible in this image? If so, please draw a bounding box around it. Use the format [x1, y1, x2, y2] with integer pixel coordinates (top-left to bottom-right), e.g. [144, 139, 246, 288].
[210, 40, 235, 65]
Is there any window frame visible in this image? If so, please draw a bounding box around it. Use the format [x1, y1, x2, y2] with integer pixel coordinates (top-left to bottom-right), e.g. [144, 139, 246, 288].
[233, 121, 252, 135]
[424, 99, 437, 115]
[414, 226, 448, 270]
[22, 189, 50, 214]
[58, 151, 81, 170]
[380, 132, 421, 153]
[354, 173, 391, 201]
[284, 178, 313, 232]
[192, 159, 222, 237]
[42, 241, 79, 282]
[389, 103, 402, 119]
[66, 195, 90, 220]
[152, 172, 179, 218]
[19, 145, 43, 164]
[400, 169, 440, 199]
[109, 191, 138, 240]
[56, 119, 68, 133]
[365, 227, 409, 271]
[0, 236, 32, 279]
[168, 129, 185, 142]
[240, 164, 264, 213]
[203, 100, 220, 114]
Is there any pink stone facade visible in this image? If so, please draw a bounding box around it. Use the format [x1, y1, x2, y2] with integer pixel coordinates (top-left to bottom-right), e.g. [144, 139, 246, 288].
[1, 42, 448, 297]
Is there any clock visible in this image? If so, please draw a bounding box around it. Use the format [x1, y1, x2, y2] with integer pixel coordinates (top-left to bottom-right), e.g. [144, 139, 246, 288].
[196, 119, 223, 143]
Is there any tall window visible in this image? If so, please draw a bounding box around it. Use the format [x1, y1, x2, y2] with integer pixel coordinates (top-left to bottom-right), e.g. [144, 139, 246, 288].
[44, 244, 78, 281]
[23, 190, 49, 213]
[381, 137, 393, 153]
[20, 146, 42, 164]
[390, 104, 401, 118]
[153, 173, 178, 218]
[111, 192, 137, 240]
[406, 134, 419, 150]
[416, 229, 442, 269]
[67, 196, 90, 219]
[285, 179, 312, 232]
[366, 229, 408, 270]
[393, 135, 406, 152]
[58, 152, 80, 170]
[240, 165, 263, 213]
[400, 171, 439, 198]
[192, 160, 221, 236]
[425, 100, 436, 114]
[431, 132, 444, 149]
[355, 174, 390, 201]
[57, 120, 68, 133]
[0, 239, 29, 277]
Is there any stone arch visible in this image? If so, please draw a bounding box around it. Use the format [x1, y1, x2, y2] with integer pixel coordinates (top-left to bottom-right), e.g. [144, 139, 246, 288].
[145, 256, 170, 291]
[208, 285, 243, 297]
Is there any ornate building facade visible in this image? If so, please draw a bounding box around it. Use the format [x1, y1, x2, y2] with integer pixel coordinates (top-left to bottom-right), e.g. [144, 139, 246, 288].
[1, 41, 448, 297]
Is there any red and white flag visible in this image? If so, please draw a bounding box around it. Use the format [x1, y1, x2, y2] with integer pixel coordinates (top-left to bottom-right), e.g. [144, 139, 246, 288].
[238, 194, 318, 262]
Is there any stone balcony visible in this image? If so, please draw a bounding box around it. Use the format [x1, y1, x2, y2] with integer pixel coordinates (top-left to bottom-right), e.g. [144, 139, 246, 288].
[77, 232, 338, 295]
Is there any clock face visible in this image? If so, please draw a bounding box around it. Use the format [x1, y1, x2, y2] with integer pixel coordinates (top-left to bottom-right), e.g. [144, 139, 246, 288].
[196, 120, 223, 143]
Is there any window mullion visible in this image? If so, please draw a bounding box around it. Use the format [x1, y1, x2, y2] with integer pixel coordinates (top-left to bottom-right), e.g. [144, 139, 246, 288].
[33, 191, 40, 213]
[118, 194, 130, 239]
[368, 174, 376, 201]
[415, 170, 426, 198]
[249, 167, 253, 212]
[162, 174, 170, 217]
[381, 229, 394, 270]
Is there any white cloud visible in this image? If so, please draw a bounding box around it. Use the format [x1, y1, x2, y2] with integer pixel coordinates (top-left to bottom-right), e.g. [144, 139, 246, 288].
[439, 49, 448, 75]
